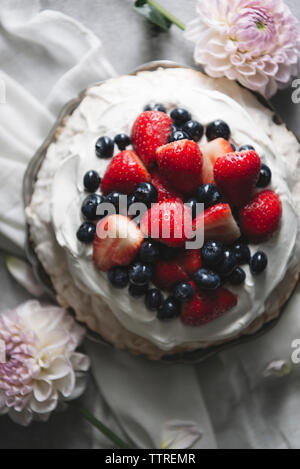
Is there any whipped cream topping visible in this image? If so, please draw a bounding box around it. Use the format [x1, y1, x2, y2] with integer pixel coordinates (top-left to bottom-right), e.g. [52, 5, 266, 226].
[48, 68, 298, 351]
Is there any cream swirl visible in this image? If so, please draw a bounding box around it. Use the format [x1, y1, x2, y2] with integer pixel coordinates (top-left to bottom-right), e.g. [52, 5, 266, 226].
[50, 68, 298, 351]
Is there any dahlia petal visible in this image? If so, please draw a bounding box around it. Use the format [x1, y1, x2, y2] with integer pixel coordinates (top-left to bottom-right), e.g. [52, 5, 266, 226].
[33, 380, 53, 402]
[54, 371, 75, 398]
[70, 352, 91, 372]
[40, 357, 72, 380]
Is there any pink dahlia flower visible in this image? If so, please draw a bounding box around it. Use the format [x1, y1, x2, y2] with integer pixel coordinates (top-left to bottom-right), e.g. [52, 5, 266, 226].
[0, 301, 90, 426]
[186, 0, 300, 97]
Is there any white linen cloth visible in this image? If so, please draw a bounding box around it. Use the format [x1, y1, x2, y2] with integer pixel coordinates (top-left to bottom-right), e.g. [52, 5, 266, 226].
[0, 0, 300, 449]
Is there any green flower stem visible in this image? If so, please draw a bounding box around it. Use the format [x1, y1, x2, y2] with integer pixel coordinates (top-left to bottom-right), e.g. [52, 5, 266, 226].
[147, 0, 186, 30]
[78, 407, 133, 449]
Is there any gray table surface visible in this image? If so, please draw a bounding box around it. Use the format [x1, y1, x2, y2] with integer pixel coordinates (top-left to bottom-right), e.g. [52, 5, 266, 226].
[0, 0, 300, 449]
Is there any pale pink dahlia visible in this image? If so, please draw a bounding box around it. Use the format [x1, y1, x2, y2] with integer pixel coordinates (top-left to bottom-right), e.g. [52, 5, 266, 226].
[186, 0, 300, 97]
[0, 301, 90, 426]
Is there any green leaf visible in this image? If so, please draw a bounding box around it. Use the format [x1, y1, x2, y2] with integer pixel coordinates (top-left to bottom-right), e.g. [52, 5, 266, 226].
[134, 0, 172, 32]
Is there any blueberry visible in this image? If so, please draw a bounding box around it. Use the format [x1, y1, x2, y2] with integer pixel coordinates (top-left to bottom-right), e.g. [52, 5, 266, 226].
[127, 194, 136, 209]
[257, 164, 272, 188]
[171, 124, 181, 133]
[232, 242, 251, 265]
[105, 192, 125, 213]
[170, 108, 192, 126]
[157, 297, 181, 320]
[201, 241, 224, 267]
[140, 240, 160, 264]
[168, 130, 189, 143]
[76, 222, 96, 244]
[216, 249, 237, 277]
[95, 136, 114, 159]
[239, 144, 255, 151]
[145, 289, 164, 311]
[114, 133, 131, 151]
[129, 283, 149, 298]
[134, 182, 158, 207]
[182, 120, 204, 142]
[193, 268, 221, 290]
[81, 194, 104, 220]
[206, 120, 231, 141]
[129, 262, 153, 286]
[229, 267, 246, 285]
[185, 198, 199, 219]
[108, 266, 129, 289]
[197, 184, 221, 208]
[83, 170, 101, 193]
[174, 282, 194, 302]
[161, 246, 180, 261]
[250, 252, 268, 274]
[144, 103, 167, 113]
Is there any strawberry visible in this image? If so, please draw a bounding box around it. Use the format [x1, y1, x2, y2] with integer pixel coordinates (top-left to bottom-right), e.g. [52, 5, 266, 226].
[193, 203, 241, 244]
[101, 150, 150, 196]
[150, 168, 183, 203]
[181, 288, 238, 326]
[153, 260, 189, 291]
[201, 138, 233, 184]
[93, 215, 144, 271]
[177, 249, 202, 275]
[214, 150, 261, 207]
[140, 199, 193, 248]
[239, 190, 282, 243]
[156, 139, 203, 196]
[131, 111, 172, 167]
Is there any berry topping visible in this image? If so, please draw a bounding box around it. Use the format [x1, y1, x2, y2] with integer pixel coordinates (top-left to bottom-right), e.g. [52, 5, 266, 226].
[182, 120, 204, 142]
[144, 103, 167, 113]
[134, 182, 158, 207]
[168, 130, 190, 142]
[177, 249, 202, 275]
[156, 139, 203, 196]
[129, 262, 153, 286]
[239, 144, 255, 151]
[206, 120, 231, 141]
[83, 170, 101, 193]
[101, 150, 150, 196]
[145, 288, 164, 311]
[173, 282, 195, 303]
[185, 198, 199, 219]
[157, 297, 181, 321]
[181, 288, 238, 326]
[140, 199, 193, 247]
[161, 246, 181, 261]
[250, 251, 268, 274]
[257, 164, 272, 188]
[108, 266, 129, 289]
[239, 190, 282, 243]
[216, 249, 237, 277]
[150, 169, 183, 203]
[197, 184, 221, 208]
[193, 203, 241, 245]
[93, 215, 144, 271]
[114, 133, 131, 151]
[81, 194, 104, 220]
[76, 222, 96, 244]
[139, 239, 160, 264]
[170, 108, 192, 126]
[214, 150, 261, 207]
[232, 242, 251, 265]
[153, 259, 189, 291]
[201, 240, 224, 267]
[193, 268, 221, 290]
[229, 267, 246, 285]
[131, 111, 172, 167]
[129, 283, 149, 298]
[95, 136, 114, 159]
[201, 138, 234, 184]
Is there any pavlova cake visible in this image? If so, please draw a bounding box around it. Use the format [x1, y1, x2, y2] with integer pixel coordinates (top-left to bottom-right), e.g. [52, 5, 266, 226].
[26, 66, 300, 360]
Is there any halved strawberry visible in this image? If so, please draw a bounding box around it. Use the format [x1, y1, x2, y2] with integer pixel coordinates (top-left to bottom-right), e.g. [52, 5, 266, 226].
[193, 203, 241, 244]
[181, 288, 238, 326]
[101, 150, 150, 196]
[201, 138, 233, 184]
[150, 168, 183, 203]
[214, 150, 261, 207]
[131, 111, 172, 167]
[177, 249, 202, 275]
[153, 260, 189, 291]
[93, 215, 144, 271]
[140, 199, 193, 248]
[156, 139, 203, 196]
[239, 190, 282, 243]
